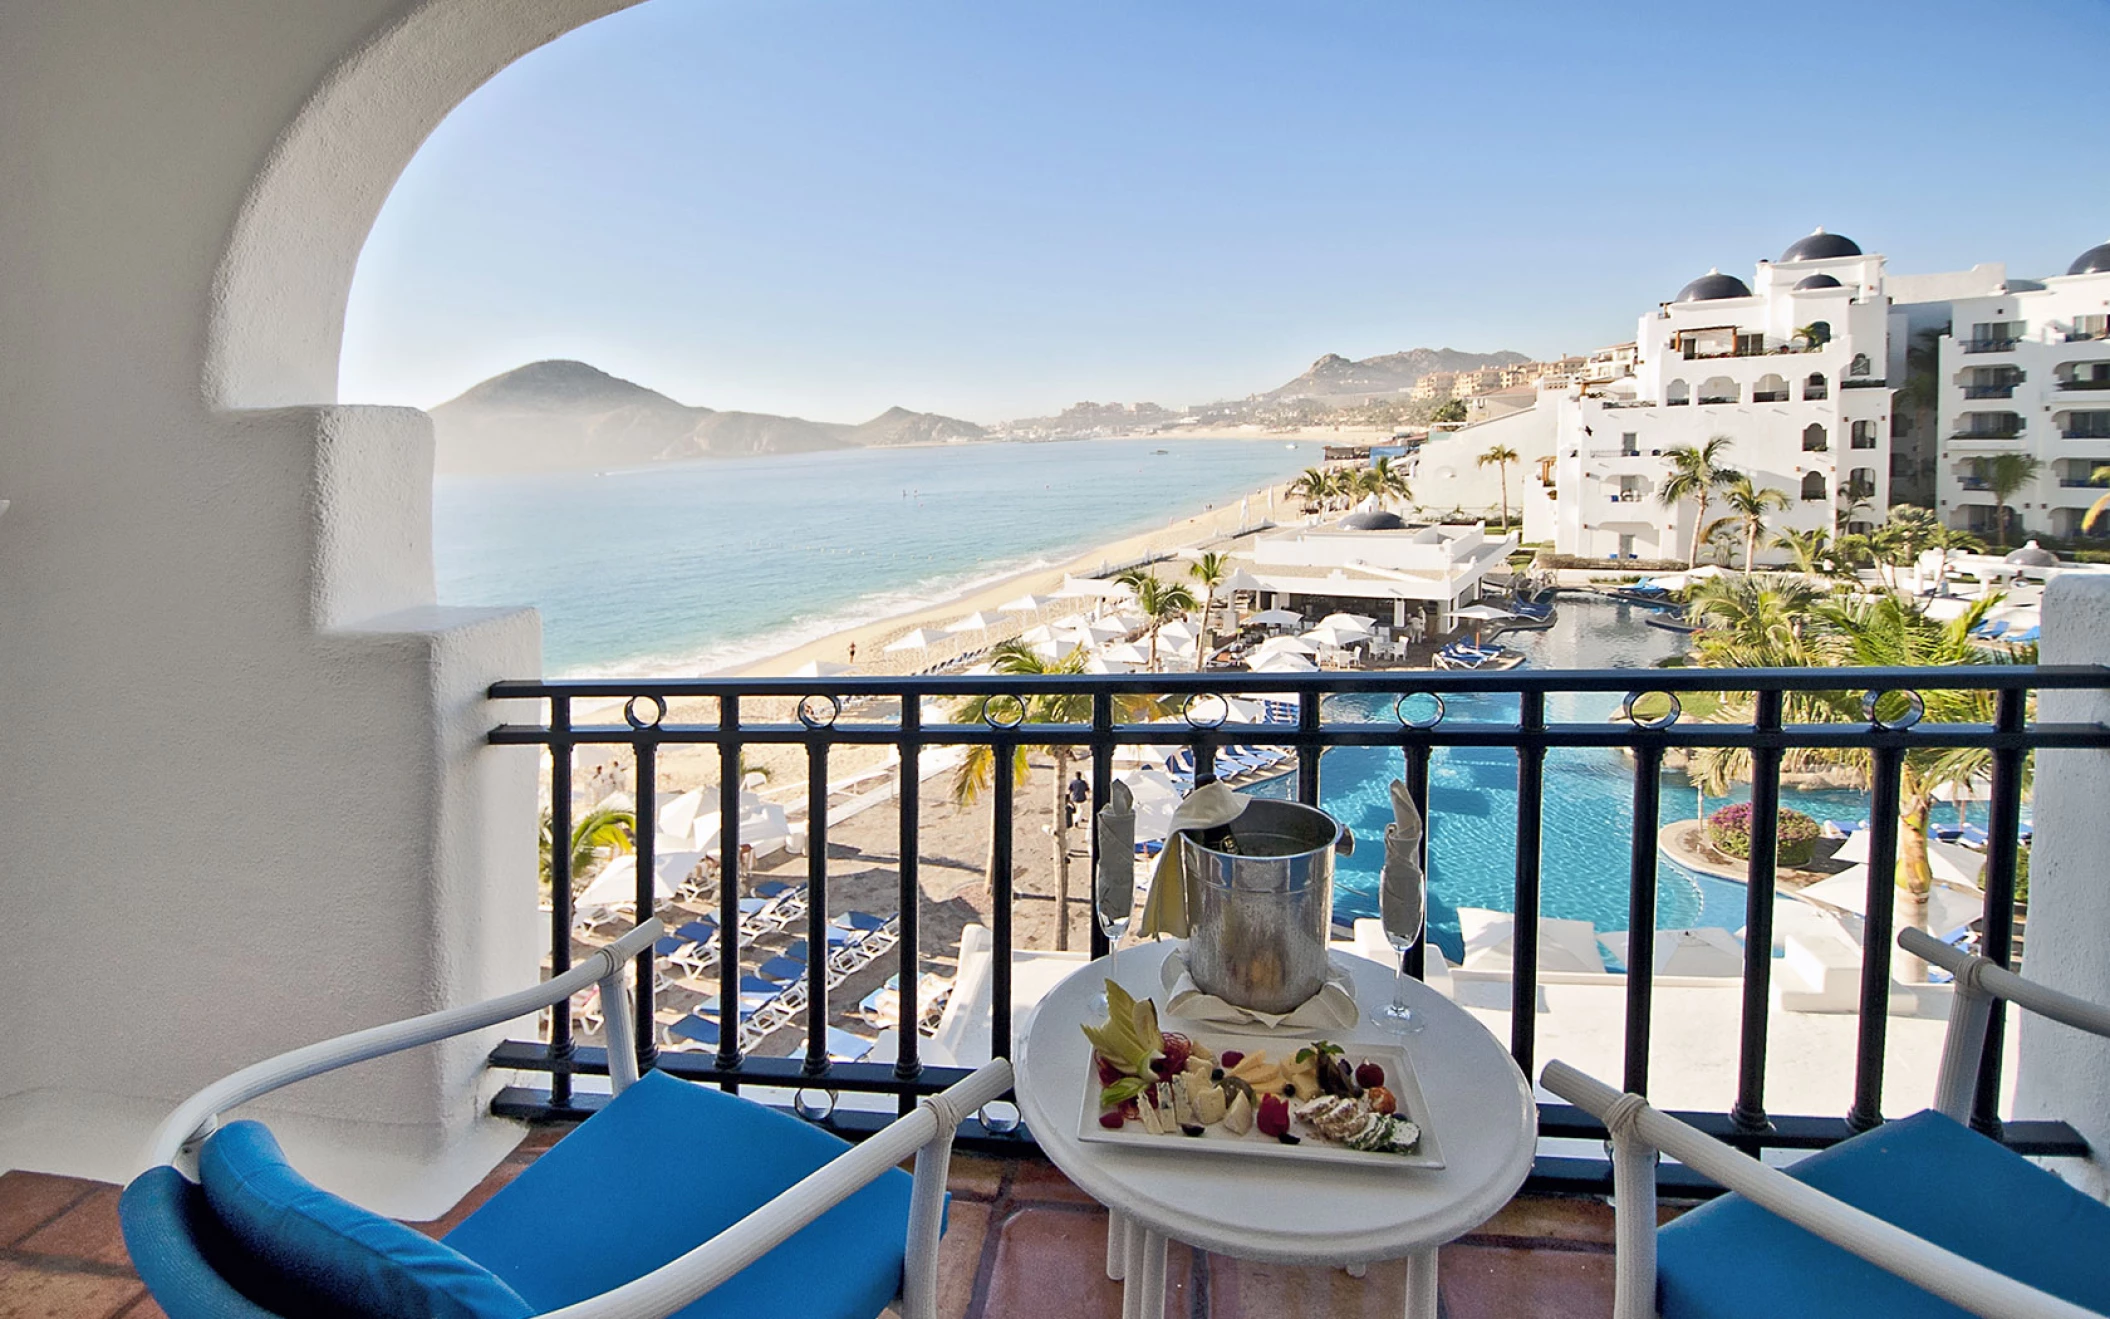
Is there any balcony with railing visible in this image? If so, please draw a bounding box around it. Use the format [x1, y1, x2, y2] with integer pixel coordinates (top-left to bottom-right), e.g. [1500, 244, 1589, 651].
[1964, 385, 2018, 400]
[2060, 377, 2110, 391]
[481, 663, 2109, 1202]
[1960, 338, 2020, 354]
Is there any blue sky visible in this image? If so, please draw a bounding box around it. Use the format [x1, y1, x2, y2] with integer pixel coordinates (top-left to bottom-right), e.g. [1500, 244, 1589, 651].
[341, 0, 2110, 422]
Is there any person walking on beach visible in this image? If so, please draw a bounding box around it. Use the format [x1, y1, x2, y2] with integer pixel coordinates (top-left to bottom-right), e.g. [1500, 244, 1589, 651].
[847, 641, 856, 665]
[1066, 772, 1090, 829]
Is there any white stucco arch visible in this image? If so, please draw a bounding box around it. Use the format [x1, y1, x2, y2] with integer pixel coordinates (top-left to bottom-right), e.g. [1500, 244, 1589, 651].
[208, 0, 645, 410]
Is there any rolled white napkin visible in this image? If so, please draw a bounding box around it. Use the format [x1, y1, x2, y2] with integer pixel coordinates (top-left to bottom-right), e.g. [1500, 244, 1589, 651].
[1133, 781, 1248, 939]
[1380, 778, 1425, 943]
[1094, 780, 1136, 928]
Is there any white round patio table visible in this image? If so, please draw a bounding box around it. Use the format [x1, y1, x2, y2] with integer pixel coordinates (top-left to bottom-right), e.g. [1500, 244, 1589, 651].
[1013, 940, 1536, 1319]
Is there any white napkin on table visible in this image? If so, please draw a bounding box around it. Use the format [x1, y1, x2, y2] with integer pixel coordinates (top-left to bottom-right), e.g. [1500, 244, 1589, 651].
[1157, 944, 1360, 1031]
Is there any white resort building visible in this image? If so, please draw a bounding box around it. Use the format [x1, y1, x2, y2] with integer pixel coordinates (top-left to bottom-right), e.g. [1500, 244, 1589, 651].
[1241, 511, 1517, 634]
[1536, 229, 1898, 563]
[1917, 241, 2110, 541]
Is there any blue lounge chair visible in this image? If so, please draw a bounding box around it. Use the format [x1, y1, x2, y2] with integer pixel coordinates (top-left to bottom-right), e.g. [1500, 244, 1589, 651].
[120, 919, 1012, 1319]
[755, 954, 808, 984]
[827, 1027, 878, 1062]
[753, 879, 795, 899]
[669, 1011, 721, 1047]
[1543, 926, 2110, 1319]
[1958, 823, 1990, 847]
[2008, 625, 2040, 643]
[1970, 619, 2008, 639]
[1932, 824, 1965, 842]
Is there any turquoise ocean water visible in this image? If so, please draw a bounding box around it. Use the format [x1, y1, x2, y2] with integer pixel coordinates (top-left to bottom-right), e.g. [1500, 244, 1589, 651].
[435, 436, 1321, 676]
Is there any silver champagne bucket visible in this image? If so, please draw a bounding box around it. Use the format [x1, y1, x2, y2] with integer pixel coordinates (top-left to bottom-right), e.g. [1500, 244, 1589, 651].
[1179, 799, 1349, 1014]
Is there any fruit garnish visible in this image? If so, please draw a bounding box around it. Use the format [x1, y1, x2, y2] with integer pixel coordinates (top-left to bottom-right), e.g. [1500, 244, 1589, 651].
[1354, 1061, 1385, 1089]
[1099, 1110, 1127, 1130]
[1100, 1076, 1148, 1109]
[1159, 1032, 1192, 1074]
[1096, 1054, 1123, 1086]
[1220, 1050, 1244, 1068]
[1080, 981, 1162, 1079]
[1256, 1093, 1290, 1138]
[1366, 1085, 1397, 1115]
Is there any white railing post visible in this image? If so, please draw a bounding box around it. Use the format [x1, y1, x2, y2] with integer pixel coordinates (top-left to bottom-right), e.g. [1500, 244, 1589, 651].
[2015, 572, 2110, 1197]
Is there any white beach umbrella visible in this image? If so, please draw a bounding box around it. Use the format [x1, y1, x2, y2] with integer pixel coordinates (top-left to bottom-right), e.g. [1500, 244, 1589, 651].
[1055, 575, 1133, 600]
[1317, 612, 1377, 633]
[1601, 927, 1744, 977]
[945, 611, 1005, 634]
[1062, 618, 1124, 645]
[1255, 634, 1319, 656]
[1457, 908, 1606, 974]
[1801, 867, 1984, 935]
[1301, 624, 1365, 649]
[1099, 641, 1152, 665]
[1685, 565, 1729, 581]
[1829, 833, 1983, 887]
[1250, 651, 1319, 674]
[884, 627, 948, 652]
[1107, 611, 1149, 634]
[1083, 653, 1136, 674]
[1019, 623, 1061, 644]
[1452, 603, 1515, 622]
[1245, 608, 1303, 628]
[1114, 744, 1184, 768]
[790, 659, 850, 678]
[576, 854, 679, 910]
[999, 593, 1054, 614]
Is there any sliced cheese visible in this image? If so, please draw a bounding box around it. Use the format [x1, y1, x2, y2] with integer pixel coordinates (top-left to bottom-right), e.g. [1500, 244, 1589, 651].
[1171, 1077, 1198, 1128]
[1194, 1083, 1227, 1127]
[1223, 1090, 1254, 1136]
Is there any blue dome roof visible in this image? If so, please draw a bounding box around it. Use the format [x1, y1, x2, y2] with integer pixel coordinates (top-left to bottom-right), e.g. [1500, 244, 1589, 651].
[1675, 269, 1753, 302]
[1794, 273, 1843, 290]
[2068, 241, 2110, 276]
[1780, 229, 1862, 262]
[1338, 509, 1408, 531]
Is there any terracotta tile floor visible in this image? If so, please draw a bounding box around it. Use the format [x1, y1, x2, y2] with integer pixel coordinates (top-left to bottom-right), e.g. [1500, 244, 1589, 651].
[0, 1146, 1635, 1318]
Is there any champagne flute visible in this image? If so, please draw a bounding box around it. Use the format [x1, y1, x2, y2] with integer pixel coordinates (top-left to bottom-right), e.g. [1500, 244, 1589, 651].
[1377, 847, 1425, 1032]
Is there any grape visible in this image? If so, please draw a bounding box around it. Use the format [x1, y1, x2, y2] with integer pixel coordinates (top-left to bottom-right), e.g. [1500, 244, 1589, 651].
[1354, 1061, 1385, 1089]
[1099, 1110, 1127, 1130]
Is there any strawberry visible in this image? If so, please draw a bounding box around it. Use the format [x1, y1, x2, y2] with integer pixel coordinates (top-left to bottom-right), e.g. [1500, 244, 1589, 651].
[1256, 1094, 1291, 1139]
[1099, 1109, 1128, 1130]
[1354, 1061, 1385, 1090]
[1219, 1050, 1245, 1069]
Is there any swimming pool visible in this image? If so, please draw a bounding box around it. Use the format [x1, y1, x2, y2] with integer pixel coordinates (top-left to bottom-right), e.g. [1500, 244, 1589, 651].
[1247, 598, 1997, 965]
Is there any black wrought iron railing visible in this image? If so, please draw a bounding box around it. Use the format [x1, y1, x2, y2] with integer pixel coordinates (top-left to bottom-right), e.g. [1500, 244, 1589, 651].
[485, 663, 2110, 1190]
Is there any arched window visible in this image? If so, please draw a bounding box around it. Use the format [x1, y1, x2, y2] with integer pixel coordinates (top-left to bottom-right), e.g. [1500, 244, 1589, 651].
[1849, 352, 1872, 377]
[1851, 420, 1877, 449]
[1848, 467, 1877, 499]
[1753, 373, 1788, 402]
[1804, 372, 1829, 400]
[1698, 375, 1738, 404]
[1801, 472, 1827, 501]
[1665, 379, 1690, 407]
[1802, 423, 1828, 452]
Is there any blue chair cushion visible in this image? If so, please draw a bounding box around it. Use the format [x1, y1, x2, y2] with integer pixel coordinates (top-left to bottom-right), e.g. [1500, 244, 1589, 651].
[1657, 1109, 2110, 1319]
[444, 1069, 922, 1319]
[119, 1167, 290, 1319]
[197, 1122, 531, 1319]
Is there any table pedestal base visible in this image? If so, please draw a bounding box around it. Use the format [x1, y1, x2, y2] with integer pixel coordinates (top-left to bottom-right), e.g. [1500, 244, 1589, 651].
[1103, 1216, 1441, 1318]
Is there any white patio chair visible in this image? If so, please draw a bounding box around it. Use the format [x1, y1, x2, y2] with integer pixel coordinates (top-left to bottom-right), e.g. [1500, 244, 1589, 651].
[120, 917, 1013, 1319]
[1542, 925, 2110, 1319]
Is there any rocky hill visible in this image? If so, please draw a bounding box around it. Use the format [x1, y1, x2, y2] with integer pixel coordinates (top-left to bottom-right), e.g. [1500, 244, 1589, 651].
[1261, 347, 1530, 402]
[429, 361, 986, 474]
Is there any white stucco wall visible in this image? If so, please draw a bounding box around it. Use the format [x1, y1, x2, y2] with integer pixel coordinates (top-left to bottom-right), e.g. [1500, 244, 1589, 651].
[0, 0, 637, 1214]
[2014, 572, 2110, 1198]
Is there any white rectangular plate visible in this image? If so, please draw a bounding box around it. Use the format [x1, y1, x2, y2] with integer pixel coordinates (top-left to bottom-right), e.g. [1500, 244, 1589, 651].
[1075, 1028, 1445, 1169]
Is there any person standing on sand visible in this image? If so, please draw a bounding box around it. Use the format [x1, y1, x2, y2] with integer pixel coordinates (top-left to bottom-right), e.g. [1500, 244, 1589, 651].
[847, 641, 856, 665]
[1066, 772, 1090, 829]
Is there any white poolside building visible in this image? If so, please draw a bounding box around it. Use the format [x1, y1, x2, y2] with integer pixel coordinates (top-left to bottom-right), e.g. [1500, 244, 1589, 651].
[1240, 513, 1517, 633]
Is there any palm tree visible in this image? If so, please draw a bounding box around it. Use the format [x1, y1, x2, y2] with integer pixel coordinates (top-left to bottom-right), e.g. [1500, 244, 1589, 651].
[2080, 463, 2110, 534]
[1362, 456, 1413, 510]
[1794, 323, 1831, 351]
[1288, 467, 1334, 513]
[1699, 515, 1740, 566]
[538, 806, 635, 896]
[1769, 526, 1832, 577]
[1477, 444, 1519, 530]
[1685, 572, 1825, 672]
[1658, 436, 1741, 568]
[1187, 551, 1231, 673]
[1720, 475, 1791, 572]
[1118, 568, 1198, 671]
[950, 642, 1168, 950]
[1973, 453, 2044, 548]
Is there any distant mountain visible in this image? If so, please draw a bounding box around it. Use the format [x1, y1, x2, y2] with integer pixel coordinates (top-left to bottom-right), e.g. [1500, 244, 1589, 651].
[1261, 347, 1530, 402]
[429, 361, 985, 473]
